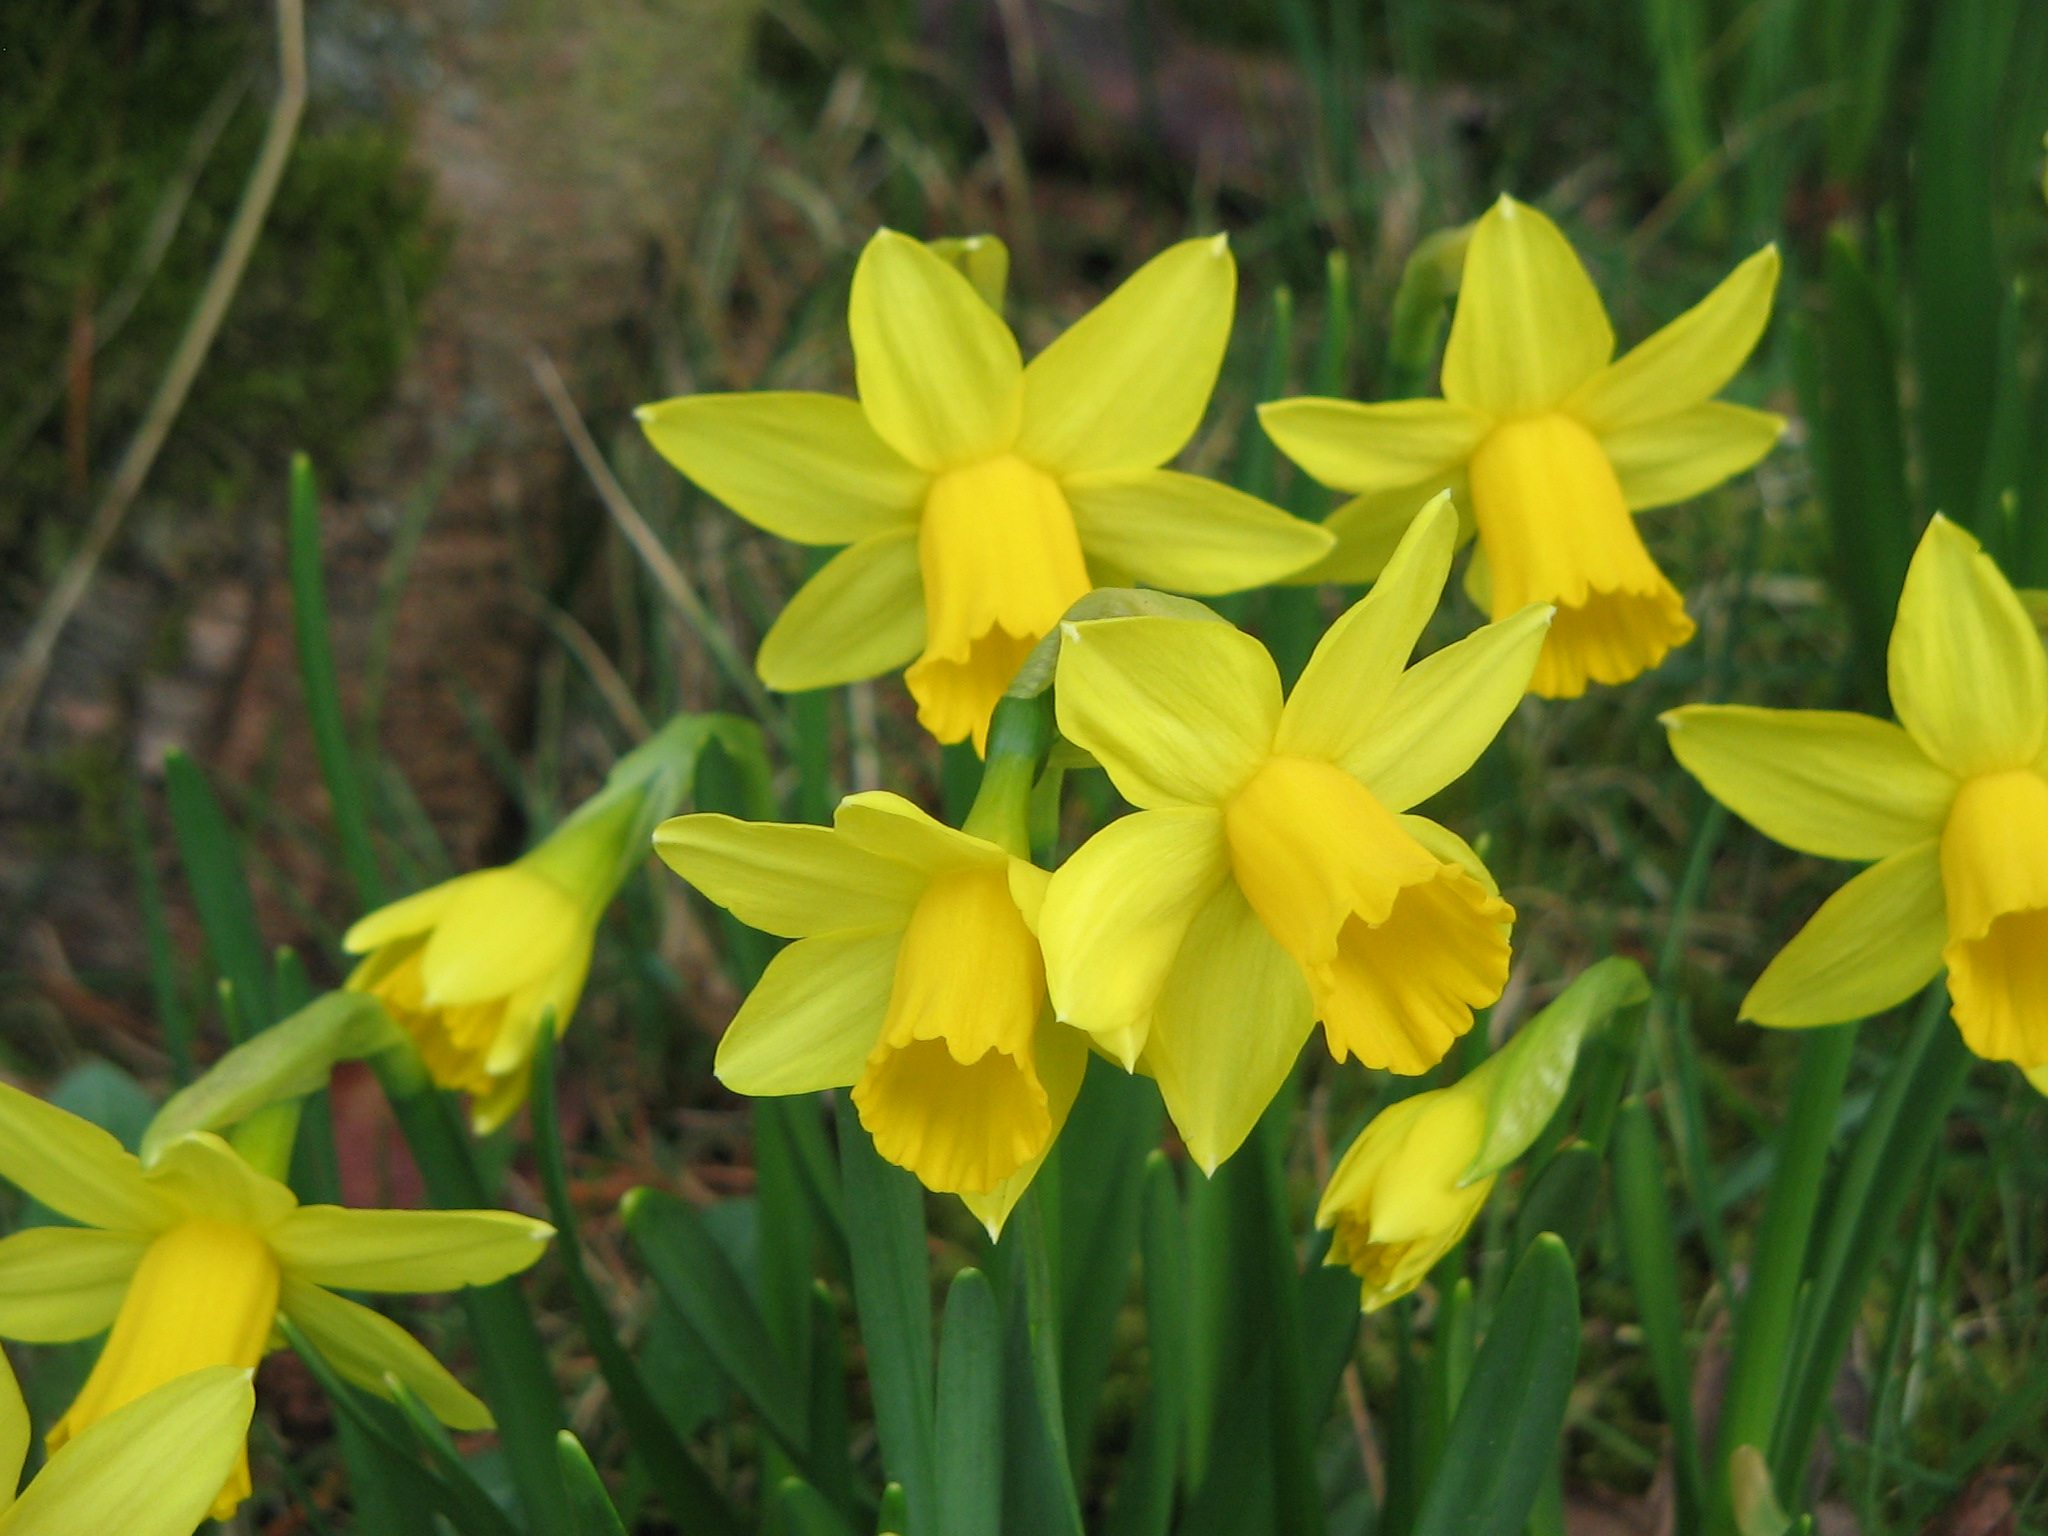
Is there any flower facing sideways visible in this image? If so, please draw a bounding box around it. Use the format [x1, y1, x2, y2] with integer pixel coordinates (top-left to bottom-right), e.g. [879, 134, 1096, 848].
[1261, 194, 1782, 698]
[1039, 496, 1552, 1169]
[0, 1082, 552, 1519]
[1665, 516, 2048, 1067]
[640, 229, 1332, 750]
[654, 792, 1088, 1235]
[0, 1358, 251, 1536]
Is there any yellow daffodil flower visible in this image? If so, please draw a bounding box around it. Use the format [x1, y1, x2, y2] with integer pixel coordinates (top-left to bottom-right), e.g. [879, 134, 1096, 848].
[1317, 955, 1646, 1309]
[0, 1081, 552, 1518]
[347, 715, 717, 1130]
[1318, 1086, 1493, 1311]
[1665, 516, 2048, 1066]
[0, 1359, 252, 1536]
[1261, 195, 1783, 698]
[654, 791, 1087, 1234]
[1039, 496, 1551, 1168]
[639, 229, 1334, 750]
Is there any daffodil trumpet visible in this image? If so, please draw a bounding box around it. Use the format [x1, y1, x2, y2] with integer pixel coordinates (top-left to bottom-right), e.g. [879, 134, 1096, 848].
[1665, 515, 2048, 1070]
[0, 1355, 253, 1536]
[656, 691, 1087, 1235]
[347, 713, 763, 1131]
[0, 1080, 553, 1519]
[640, 228, 1334, 751]
[1039, 494, 1552, 1170]
[1318, 956, 1646, 1310]
[1261, 194, 1784, 698]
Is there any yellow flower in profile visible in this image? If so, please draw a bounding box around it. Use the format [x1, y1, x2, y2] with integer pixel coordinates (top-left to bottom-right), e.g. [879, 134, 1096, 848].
[347, 715, 715, 1129]
[1261, 195, 1783, 698]
[1319, 1087, 1493, 1311]
[1039, 496, 1551, 1169]
[1665, 516, 2048, 1066]
[0, 1358, 252, 1536]
[639, 229, 1333, 750]
[654, 791, 1087, 1235]
[0, 1082, 552, 1519]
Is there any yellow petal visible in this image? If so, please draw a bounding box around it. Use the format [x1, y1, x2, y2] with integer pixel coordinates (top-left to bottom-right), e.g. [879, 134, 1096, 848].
[268, 1208, 551, 1293]
[142, 1135, 297, 1230]
[1469, 411, 1693, 696]
[831, 791, 1007, 875]
[1257, 397, 1490, 492]
[653, 813, 927, 938]
[1281, 477, 1464, 586]
[757, 527, 927, 692]
[1224, 757, 1509, 1074]
[281, 1278, 493, 1431]
[1339, 604, 1553, 811]
[958, 1021, 1091, 1239]
[0, 1081, 163, 1235]
[1039, 807, 1231, 1067]
[0, 1227, 146, 1342]
[1142, 878, 1314, 1173]
[849, 229, 1022, 470]
[1939, 768, 2048, 1067]
[1277, 495, 1459, 764]
[1441, 196, 1614, 416]
[1600, 402, 1785, 510]
[715, 929, 903, 1095]
[1889, 516, 2048, 777]
[906, 455, 1090, 748]
[343, 872, 481, 955]
[1661, 706, 1955, 861]
[636, 393, 926, 544]
[1018, 235, 1236, 474]
[415, 865, 579, 1008]
[1566, 246, 1782, 433]
[1065, 469, 1334, 593]
[1741, 842, 1948, 1027]
[1054, 616, 1280, 809]
[1400, 815, 1500, 895]
[7, 1366, 252, 1536]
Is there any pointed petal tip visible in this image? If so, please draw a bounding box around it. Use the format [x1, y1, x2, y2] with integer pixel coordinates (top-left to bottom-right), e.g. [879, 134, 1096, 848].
[1205, 232, 1229, 255]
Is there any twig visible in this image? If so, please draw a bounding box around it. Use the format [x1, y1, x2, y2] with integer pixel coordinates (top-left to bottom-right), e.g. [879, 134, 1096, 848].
[0, 0, 306, 753]
[526, 348, 790, 746]
[515, 587, 653, 744]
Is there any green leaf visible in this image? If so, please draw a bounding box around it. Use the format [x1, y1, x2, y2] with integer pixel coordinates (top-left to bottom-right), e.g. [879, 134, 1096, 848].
[1512, 1143, 1605, 1261]
[1466, 958, 1648, 1182]
[286, 452, 384, 908]
[1384, 225, 1471, 397]
[623, 1185, 810, 1456]
[142, 991, 399, 1161]
[836, 1097, 937, 1536]
[936, 1269, 1003, 1536]
[164, 747, 274, 1034]
[779, 1477, 864, 1536]
[1104, 1151, 1189, 1536]
[1411, 1234, 1581, 1536]
[996, 1196, 1085, 1536]
[556, 1432, 629, 1536]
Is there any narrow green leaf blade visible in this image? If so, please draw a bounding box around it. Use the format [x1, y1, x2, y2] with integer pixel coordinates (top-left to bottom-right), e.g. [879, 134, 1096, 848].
[164, 748, 273, 1034]
[936, 1269, 1003, 1536]
[556, 1432, 629, 1536]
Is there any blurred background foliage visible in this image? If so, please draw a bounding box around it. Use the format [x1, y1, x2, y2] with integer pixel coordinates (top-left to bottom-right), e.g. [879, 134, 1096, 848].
[2, 0, 2047, 1531]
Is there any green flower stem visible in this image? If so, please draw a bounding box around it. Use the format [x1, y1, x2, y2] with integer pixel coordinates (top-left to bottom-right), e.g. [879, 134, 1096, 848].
[963, 693, 1054, 857]
[371, 1044, 571, 1535]
[1708, 1021, 1857, 1536]
[530, 1030, 744, 1535]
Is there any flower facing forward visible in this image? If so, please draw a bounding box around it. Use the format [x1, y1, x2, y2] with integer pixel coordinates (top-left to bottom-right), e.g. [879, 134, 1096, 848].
[1319, 1087, 1493, 1310]
[1261, 195, 1782, 698]
[0, 1082, 552, 1518]
[0, 1359, 252, 1536]
[1039, 497, 1551, 1168]
[347, 715, 713, 1130]
[655, 792, 1088, 1234]
[1666, 516, 2048, 1065]
[640, 230, 1333, 749]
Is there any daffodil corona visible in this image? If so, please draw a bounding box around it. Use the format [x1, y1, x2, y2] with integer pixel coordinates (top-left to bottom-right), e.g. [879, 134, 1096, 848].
[0, 1357, 252, 1536]
[640, 229, 1333, 749]
[1039, 497, 1552, 1168]
[1262, 195, 1783, 698]
[0, 1082, 552, 1518]
[654, 790, 1088, 1234]
[1666, 517, 2048, 1066]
